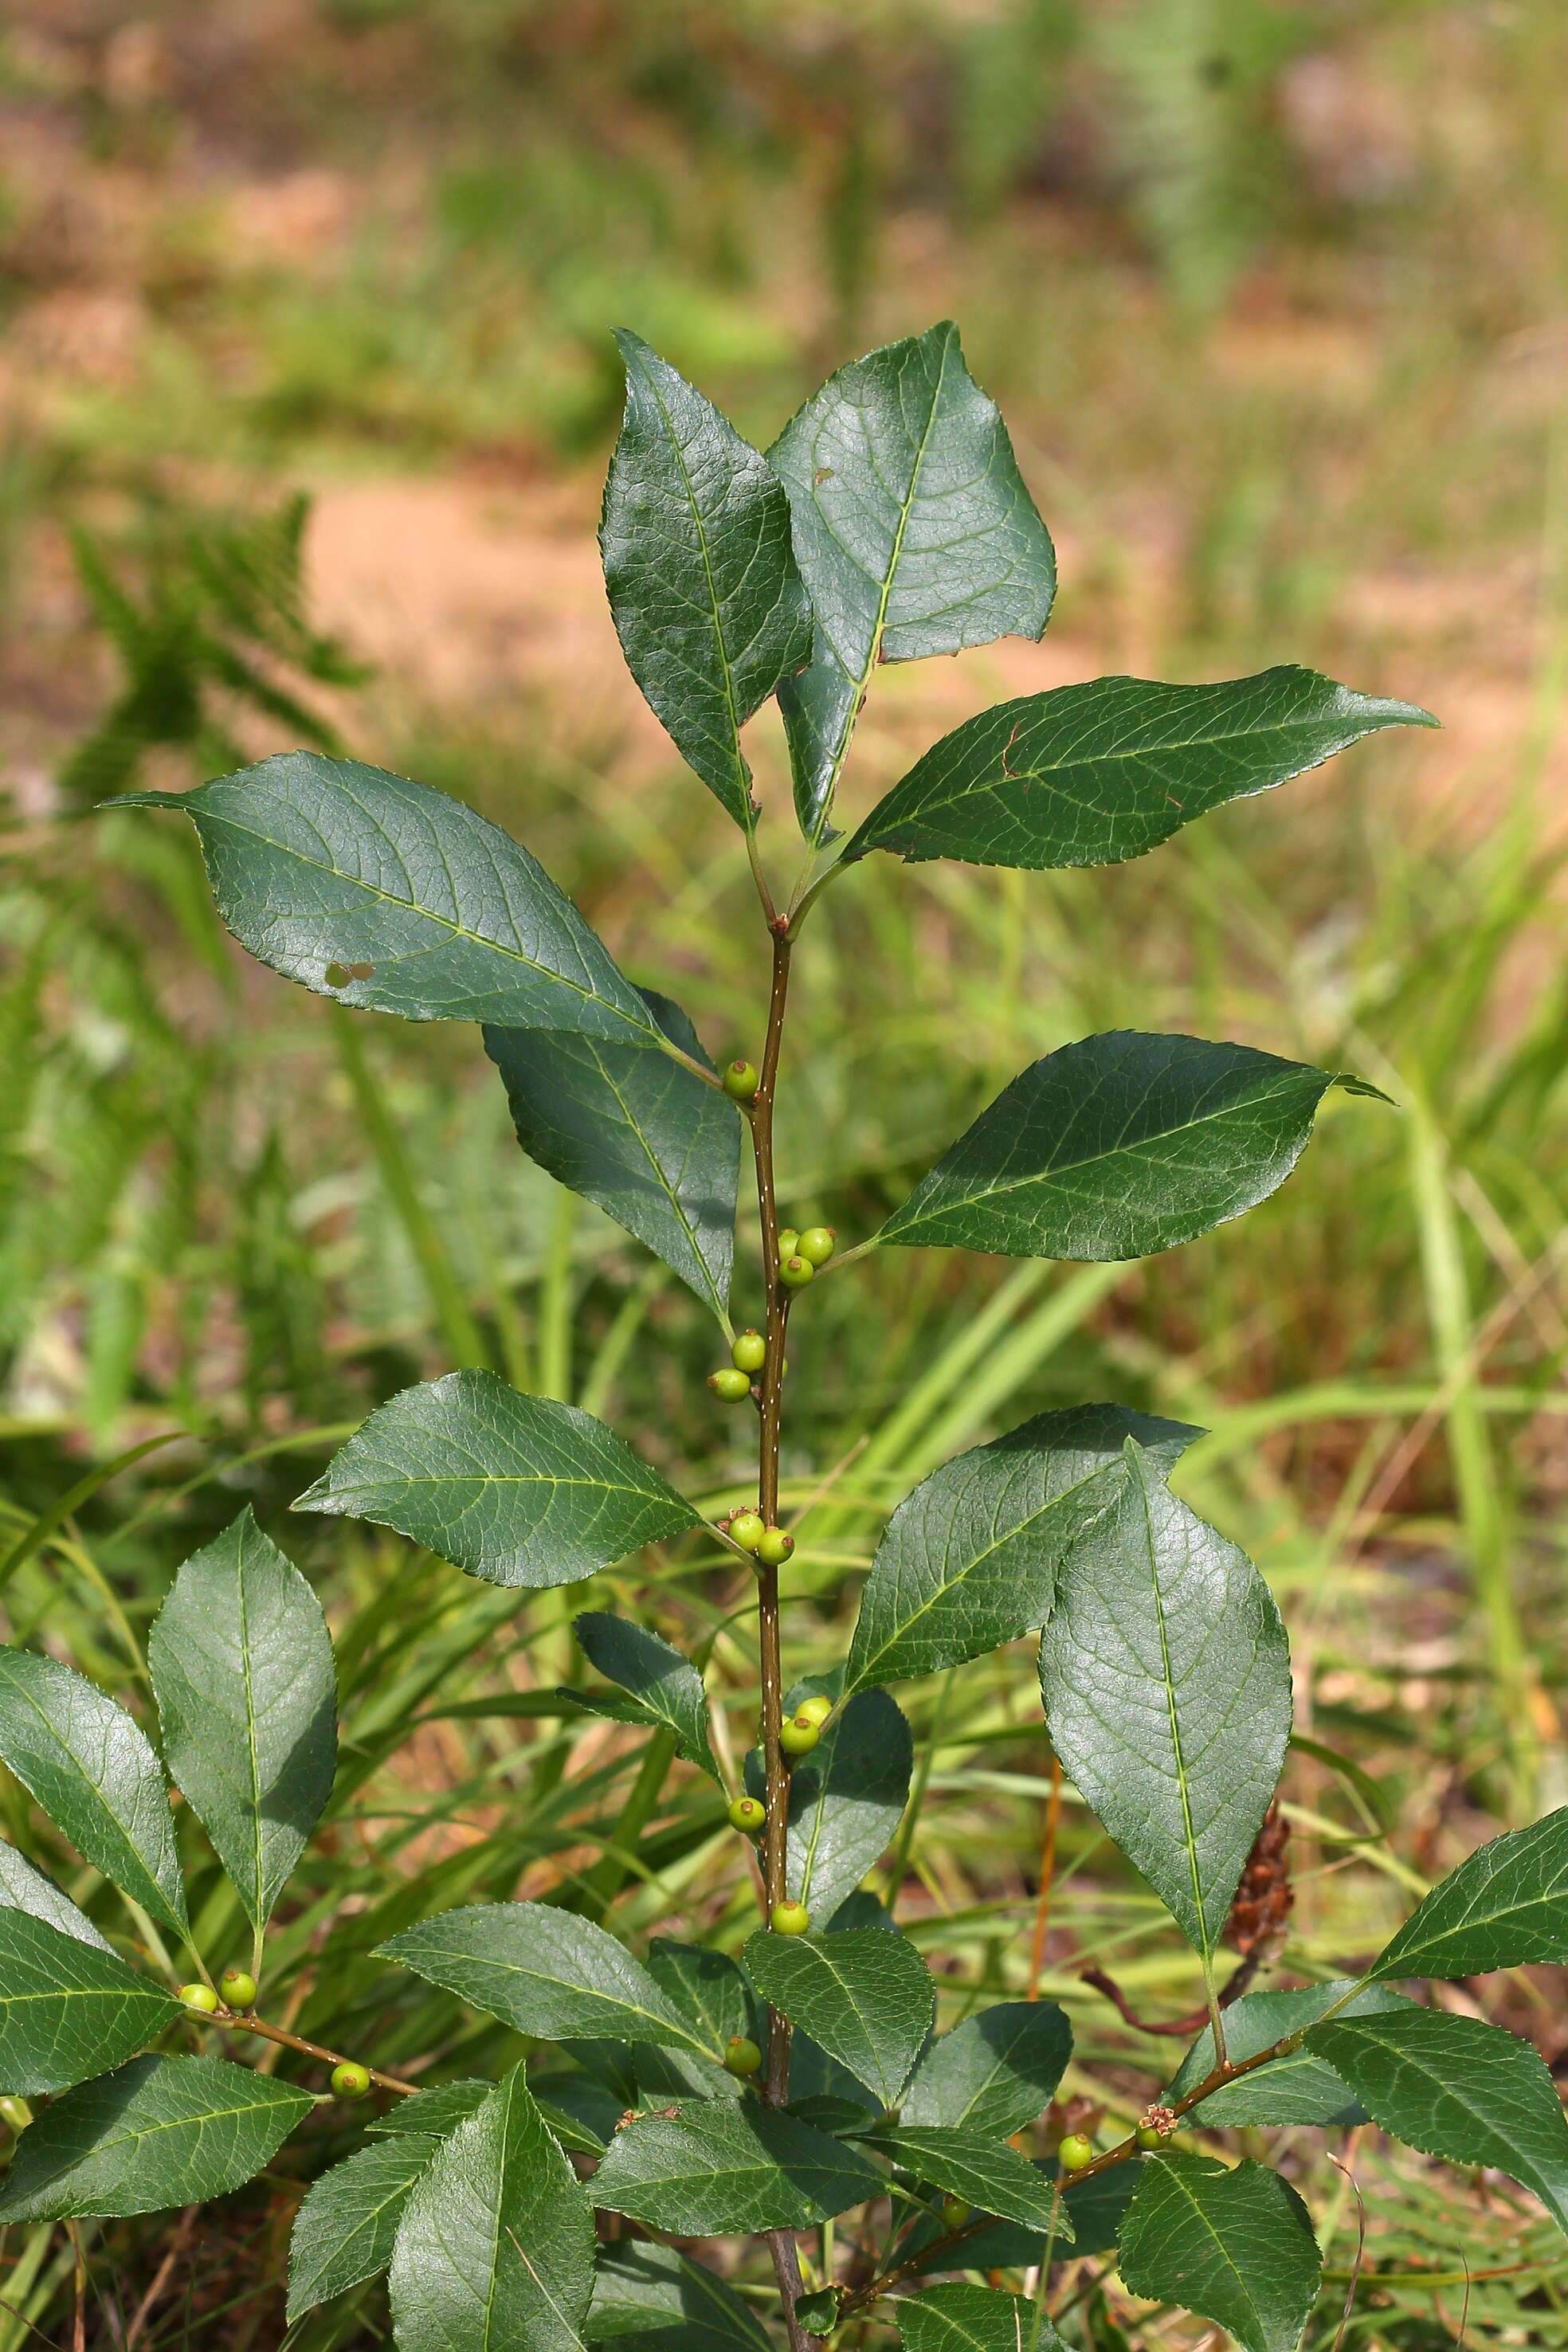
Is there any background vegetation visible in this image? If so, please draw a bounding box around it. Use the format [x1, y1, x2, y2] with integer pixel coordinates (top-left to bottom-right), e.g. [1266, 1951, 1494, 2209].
[2, 0, 1567, 2344]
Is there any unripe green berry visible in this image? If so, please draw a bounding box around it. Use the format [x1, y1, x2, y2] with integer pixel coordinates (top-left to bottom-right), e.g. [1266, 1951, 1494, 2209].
[331, 2061, 371, 2099]
[729, 1510, 765, 1552]
[723, 1060, 759, 1102]
[708, 1366, 753, 1403]
[220, 1968, 257, 2010]
[779, 1253, 814, 1290]
[728, 1794, 766, 1835]
[1135, 2124, 1165, 2150]
[780, 1711, 821, 1755]
[1057, 2132, 1094, 2173]
[724, 2035, 763, 2077]
[0, 2095, 32, 2132]
[731, 1329, 767, 1374]
[794, 1694, 833, 1728]
[755, 1527, 794, 1566]
[770, 1900, 810, 1935]
[777, 1229, 799, 1259]
[180, 1982, 219, 2014]
[797, 1225, 837, 1268]
[940, 2196, 970, 2230]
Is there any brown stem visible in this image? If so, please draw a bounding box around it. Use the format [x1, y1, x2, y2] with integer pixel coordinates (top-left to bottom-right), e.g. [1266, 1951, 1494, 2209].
[766, 2229, 821, 2352]
[219, 2007, 422, 2097]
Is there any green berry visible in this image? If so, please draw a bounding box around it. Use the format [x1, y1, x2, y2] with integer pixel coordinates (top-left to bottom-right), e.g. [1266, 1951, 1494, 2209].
[729, 1510, 765, 1552]
[1057, 2132, 1094, 2173]
[794, 1694, 832, 1728]
[331, 2061, 372, 2099]
[779, 1253, 814, 1289]
[1135, 2124, 1164, 2150]
[755, 1526, 794, 1566]
[708, 1366, 753, 1403]
[728, 1794, 766, 1835]
[940, 2195, 970, 2230]
[780, 1711, 821, 1755]
[797, 1225, 837, 1268]
[770, 1900, 810, 1935]
[731, 1329, 767, 1374]
[724, 2035, 763, 2077]
[777, 1229, 799, 1259]
[0, 2095, 32, 2132]
[723, 1060, 760, 1102]
[179, 1982, 219, 2014]
[220, 1968, 257, 2010]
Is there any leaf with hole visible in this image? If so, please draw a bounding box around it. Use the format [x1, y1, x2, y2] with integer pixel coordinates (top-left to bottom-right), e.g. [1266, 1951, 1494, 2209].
[844, 1404, 1201, 1695]
[485, 986, 739, 1319]
[1117, 2153, 1321, 2352]
[743, 1927, 933, 2107]
[1166, 1981, 1413, 2127]
[573, 1613, 718, 1782]
[901, 1999, 1072, 2136]
[602, 332, 813, 829]
[296, 1370, 703, 1589]
[880, 1033, 1370, 1261]
[1038, 1441, 1292, 1959]
[0, 2054, 312, 2219]
[0, 1911, 180, 2094]
[843, 668, 1435, 872]
[0, 1648, 186, 1937]
[590, 2099, 883, 2233]
[147, 1507, 335, 1933]
[1370, 1808, 1568, 1982]
[588, 2238, 774, 2352]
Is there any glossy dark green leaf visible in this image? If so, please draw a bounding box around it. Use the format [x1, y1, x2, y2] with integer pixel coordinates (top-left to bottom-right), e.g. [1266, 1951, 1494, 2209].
[794, 2286, 843, 2334]
[388, 2064, 596, 2352]
[0, 2053, 312, 2219]
[0, 1648, 186, 1937]
[590, 2099, 882, 2232]
[646, 1940, 760, 2056]
[367, 2079, 494, 2138]
[852, 2123, 1061, 2230]
[114, 754, 666, 1046]
[602, 331, 813, 829]
[296, 1370, 703, 1590]
[0, 1840, 112, 1952]
[0, 1911, 180, 2094]
[844, 1405, 1201, 1695]
[910, 2163, 1131, 2272]
[378, 1901, 719, 2058]
[1306, 2005, 1568, 2235]
[743, 1927, 933, 2107]
[880, 1033, 1363, 1261]
[844, 668, 1435, 872]
[770, 320, 1055, 844]
[147, 1507, 335, 1933]
[1166, 1981, 1411, 2128]
[1039, 1441, 1292, 1959]
[1118, 2154, 1321, 2352]
[897, 2283, 1072, 2352]
[901, 2000, 1072, 2136]
[484, 987, 739, 1319]
[1370, 1809, 1568, 1982]
[747, 1687, 914, 1929]
[588, 2238, 774, 2352]
[574, 1613, 718, 1782]
[287, 2134, 441, 2323]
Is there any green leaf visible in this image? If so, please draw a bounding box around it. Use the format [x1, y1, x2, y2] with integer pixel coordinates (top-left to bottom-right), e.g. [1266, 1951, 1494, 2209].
[484, 987, 739, 1319]
[113, 753, 667, 1046]
[843, 1405, 1201, 1695]
[1166, 1982, 1413, 2127]
[843, 668, 1436, 872]
[911, 2165, 1133, 2272]
[851, 2123, 1062, 2230]
[794, 2286, 843, 2334]
[0, 1911, 180, 2094]
[743, 1928, 933, 2107]
[746, 1688, 914, 1928]
[287, 2134, 442, 2323]
[897, 2283, 1072, 2352]
[602, 331, 813, 830]
[0, 2053, 312, 2219]
[1370, 1808, 1568, 1982]
[880, 1033, 1360, 1261]
[645, 1940, 760, 2057]
[0, 1840, 112, 1953]
[1117, 2153, 1321, 2352]
[367, 2078, 495, 2137]
[0, 1648, 186, 1937]
[574, 1614, 719, 1782]
[295, 1370, 703, 1590]
[388, 2063, 596, 2352]
[901, 2000, 1072, 2136]
[378, 1901, 719, 2058]
[147, 1507, 335, 1934]
[1306, 2005, 1568, 2236]
[590, 2099, 883, 2232]
[588, 2239, 774, 2352]
[772, 321, 1055, 844]
[1038, 1441, 1292, 1960]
